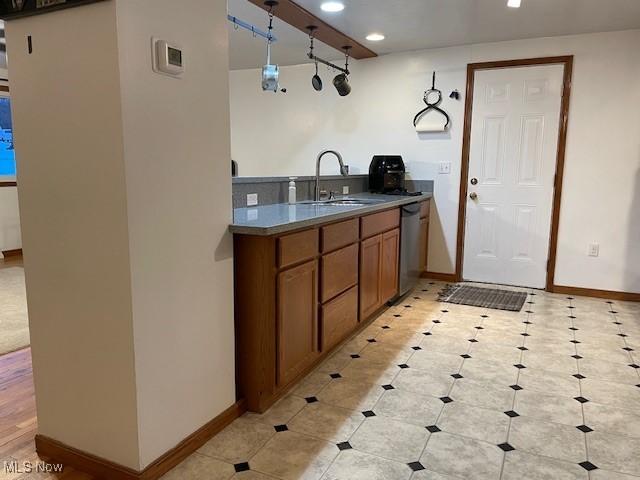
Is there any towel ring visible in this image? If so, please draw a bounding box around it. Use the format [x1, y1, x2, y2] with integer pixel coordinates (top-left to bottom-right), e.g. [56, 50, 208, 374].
[413, 72, 451, 129]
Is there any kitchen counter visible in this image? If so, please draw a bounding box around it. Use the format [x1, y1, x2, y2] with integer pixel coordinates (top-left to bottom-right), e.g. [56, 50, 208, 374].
[230, 192, 433, 236]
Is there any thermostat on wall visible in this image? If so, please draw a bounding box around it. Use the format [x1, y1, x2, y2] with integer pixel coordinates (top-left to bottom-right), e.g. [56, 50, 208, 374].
[152, 38, 184, 77]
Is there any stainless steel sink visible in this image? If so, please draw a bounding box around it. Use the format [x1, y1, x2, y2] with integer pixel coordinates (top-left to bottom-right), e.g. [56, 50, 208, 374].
[299, 198, 384, 207]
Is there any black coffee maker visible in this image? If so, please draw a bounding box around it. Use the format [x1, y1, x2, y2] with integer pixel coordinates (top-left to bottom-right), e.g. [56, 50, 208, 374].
[369, 155, 406, 193]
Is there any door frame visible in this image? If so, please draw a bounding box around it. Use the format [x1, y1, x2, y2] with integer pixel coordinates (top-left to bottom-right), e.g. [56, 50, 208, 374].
[454, 56, 574, 290]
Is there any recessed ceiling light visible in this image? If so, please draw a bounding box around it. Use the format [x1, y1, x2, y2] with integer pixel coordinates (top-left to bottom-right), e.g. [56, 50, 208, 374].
[320, 2, 344, 12]
[366, 33, 385, 42]
[507, 0, 521, 7]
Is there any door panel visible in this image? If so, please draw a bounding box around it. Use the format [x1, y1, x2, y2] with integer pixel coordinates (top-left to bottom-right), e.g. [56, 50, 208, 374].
[463, 64, 564, 288]
[277, 260, 319, 386]
[380, 228, 400, 303]
[359, 235, 382, 320]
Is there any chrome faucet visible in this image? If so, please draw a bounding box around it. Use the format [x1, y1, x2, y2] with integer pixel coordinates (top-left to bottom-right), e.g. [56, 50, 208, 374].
[315, 150, 348, 201]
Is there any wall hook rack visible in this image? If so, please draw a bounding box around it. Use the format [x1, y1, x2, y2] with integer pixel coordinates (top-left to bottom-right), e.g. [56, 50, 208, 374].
[413, 71, 451, 131]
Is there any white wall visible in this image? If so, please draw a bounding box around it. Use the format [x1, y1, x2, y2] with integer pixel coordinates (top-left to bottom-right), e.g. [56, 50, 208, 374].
[115, 0, 235, 468]
[7, 0, 235, 470]
[230, 29, 640, 294]
[0, 186, 20, 252]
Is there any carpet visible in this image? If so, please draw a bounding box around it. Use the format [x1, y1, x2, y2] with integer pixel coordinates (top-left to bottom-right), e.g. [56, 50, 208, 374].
[0, 267, 30, 355]
[438, 284, 528, 312]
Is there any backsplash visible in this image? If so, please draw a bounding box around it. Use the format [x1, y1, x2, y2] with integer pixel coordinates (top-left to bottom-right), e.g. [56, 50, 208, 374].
[232, 175, 433, 208]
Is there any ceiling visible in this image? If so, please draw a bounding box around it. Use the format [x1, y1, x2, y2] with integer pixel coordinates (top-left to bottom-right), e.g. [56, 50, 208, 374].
[228, 0, 640, 70]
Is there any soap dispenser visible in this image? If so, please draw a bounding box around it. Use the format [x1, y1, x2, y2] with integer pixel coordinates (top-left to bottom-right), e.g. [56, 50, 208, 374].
[288, 177, 297, 204]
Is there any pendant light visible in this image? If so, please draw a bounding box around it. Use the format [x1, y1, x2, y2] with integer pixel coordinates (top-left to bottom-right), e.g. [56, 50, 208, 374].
[261, 1, 280, 92]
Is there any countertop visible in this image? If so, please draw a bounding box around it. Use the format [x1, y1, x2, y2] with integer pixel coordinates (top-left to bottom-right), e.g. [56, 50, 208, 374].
[230, 192, 433, 236]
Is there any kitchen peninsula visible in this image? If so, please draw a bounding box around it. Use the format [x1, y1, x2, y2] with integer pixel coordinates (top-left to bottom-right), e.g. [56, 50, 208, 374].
[230, 192, 432, 412]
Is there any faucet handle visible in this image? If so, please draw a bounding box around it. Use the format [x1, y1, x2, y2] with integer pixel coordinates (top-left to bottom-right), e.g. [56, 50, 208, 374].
[319, 189, 329, 200]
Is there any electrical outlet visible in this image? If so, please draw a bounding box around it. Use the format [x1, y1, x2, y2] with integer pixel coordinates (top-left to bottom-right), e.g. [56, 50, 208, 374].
[439, 162, 451, 174]
[343, 186, 349, 195]
[588, 243, 599, 257]
[247, 193, 258, 206]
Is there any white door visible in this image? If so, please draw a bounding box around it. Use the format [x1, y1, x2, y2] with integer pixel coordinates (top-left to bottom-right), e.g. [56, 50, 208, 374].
[463, 64, 564, 288]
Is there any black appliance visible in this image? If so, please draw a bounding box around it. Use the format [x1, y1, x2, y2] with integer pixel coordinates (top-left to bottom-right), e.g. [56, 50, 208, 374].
[369, 155, 406, 193]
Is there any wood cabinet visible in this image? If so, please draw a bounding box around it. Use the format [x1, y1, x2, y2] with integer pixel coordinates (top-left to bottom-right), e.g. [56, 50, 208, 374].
[359, 227, 400, 319]
[277, 260, 319, 386]
[381, 228, 400, 302]
[359, 234, 383, 319]
[234, 206, 407, 413]
[419, 200, 430, 273]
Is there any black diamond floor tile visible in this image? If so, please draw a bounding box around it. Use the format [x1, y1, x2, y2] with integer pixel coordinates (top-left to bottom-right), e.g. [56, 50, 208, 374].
[426, 425, 441, 433]
[330, 373, 342, 379]
[629, 364, 640, 369]
[572, 355, 583, 360]
[440, 396, 453, 404]
[498, 442, 515, 452]
[579, 461, 598, 471]
[305, 396, 319, 404]
[461, 354, 472, 359]
[574, 396, 589, 404]
[518, 346, 528, 351]
[351, 354, 361, 359]
[337, 441, 352, 450]
[514, 364, 526, 369]
[412, 346, 422, 351]
[510, 384, 523, 391]
[504, 410, 520, 418]
[382, 384, 395, 390]
[451, 373, 463, 379]
[382, 325, 391, 330]
[398, 364, 410, 369]
[234, 462, 250, 473]
[362, 410, 376, 417]
[573, 374, 586, 380]
[622, 347, 634, 352]
[576, 425, 593, 433]
[408, 462, 426, 472]
[274, 424, 288, 432]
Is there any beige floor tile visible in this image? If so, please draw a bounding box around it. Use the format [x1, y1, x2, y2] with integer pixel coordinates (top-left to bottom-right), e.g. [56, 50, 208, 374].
[583, 401, 640, 438]
[349, 416, 429, 463]
[458, 358, 519, 385]
[587, 431, 640, 476]
[501, 450, 588, 480]
[589, 469, 640, 480]
[521, 351, 579, 374]
[406, 349, 463, 374]
[245, 395, 307, 426]
[410, 470, 462, 480]
[340, 359, 399, 385]
[293, 372, 333, 398]
[317, 377, 384, 411]
[316, 350, 353, 374]
[161, 453, 235, 480]
[578, 357, 640, 385]
[513, 390, 583, 426]
[580, 378, 640, 411]
[373, 388, 443, 427]
[419, 333, 472, 355]
[419, 432, 503, 480]
[320, 449, 412, 480]
[509, 416, 586, 463]
[437, 402, 510, 444]
[232, 472, 278, 480]
[467, 341, 523, 364]
[288, 402, 364, 443]
[358, 342, 414, 365]
[198, 416, 275, 464]
[392, 368, 455, 398]
[516, 367, 581, 398]
[250, 431, 338, 480]
[449, 378, 515, 411]
[577, 342, 634, 365]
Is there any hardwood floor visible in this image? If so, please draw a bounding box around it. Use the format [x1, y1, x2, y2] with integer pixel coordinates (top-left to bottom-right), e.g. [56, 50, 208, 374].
[0, 327, 92, 478]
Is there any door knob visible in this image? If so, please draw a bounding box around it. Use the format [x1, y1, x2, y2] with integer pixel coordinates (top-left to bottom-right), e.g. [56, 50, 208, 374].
[469, 192, 478, 200]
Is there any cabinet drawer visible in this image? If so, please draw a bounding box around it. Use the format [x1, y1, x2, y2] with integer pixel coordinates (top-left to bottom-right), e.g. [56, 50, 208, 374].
[360, 208, 400, 239]
[278, 229, 319, 269]
[321, 286, 358, 352]
[321, 243, 359, 302]
[420, 200, 430, 219]
[321, 218, 359, 253]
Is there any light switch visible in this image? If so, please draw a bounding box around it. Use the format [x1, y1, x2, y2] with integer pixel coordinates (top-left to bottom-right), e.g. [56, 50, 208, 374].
[343, 186, 349, 195]
[439, 162, 451, 174]
[247, 193, 258, 206]
[588, 243, 599, 257]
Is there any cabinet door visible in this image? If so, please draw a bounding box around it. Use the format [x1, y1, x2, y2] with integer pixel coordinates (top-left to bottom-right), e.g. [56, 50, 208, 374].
[380, 228, 400, 304]
[419, 217, 428, 273]
[277, 260, 319, 386]
[359, 234, 382, 320]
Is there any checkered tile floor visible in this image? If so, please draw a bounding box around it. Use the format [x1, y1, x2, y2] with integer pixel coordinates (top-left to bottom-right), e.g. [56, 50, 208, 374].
[162, 280, 640, 480]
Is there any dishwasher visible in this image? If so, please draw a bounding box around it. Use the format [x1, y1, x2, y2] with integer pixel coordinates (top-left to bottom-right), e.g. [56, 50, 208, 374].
[399, 202, 421, 297]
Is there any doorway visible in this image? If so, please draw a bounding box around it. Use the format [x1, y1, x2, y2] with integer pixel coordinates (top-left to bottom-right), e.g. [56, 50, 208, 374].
[456, 57, 573, 289]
